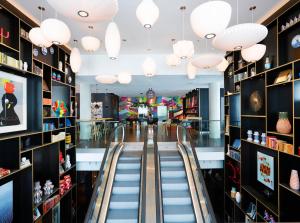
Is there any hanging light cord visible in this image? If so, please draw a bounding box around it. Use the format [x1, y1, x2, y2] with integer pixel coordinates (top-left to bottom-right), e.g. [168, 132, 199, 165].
[236, 0, 239, 25]
[182, 7, 185, 40]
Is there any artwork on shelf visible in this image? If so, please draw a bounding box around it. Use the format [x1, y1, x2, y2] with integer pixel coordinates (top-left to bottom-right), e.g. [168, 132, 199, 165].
[52, 100, 68, 117]
[0, 181, 13, 223]
[274, 69, 292, 84]
[250, 90, 263, 112]
[257, 151, 274, 190]
[0, 71, 27, 134]
[291, 35, 300, 48]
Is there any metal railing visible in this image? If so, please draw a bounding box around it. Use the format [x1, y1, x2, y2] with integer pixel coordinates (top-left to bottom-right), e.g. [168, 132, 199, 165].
[84, 124, 125, 223]
[177, 124, 217, 223]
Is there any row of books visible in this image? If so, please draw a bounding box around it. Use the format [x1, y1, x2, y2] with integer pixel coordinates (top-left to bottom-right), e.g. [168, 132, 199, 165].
[0, 52, 19, 68]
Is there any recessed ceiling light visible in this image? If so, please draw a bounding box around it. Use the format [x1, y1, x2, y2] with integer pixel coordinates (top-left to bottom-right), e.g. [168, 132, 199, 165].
[205, 33, 216, 39]
[122, 39, 127, 42]
[78, 10, 89, 17]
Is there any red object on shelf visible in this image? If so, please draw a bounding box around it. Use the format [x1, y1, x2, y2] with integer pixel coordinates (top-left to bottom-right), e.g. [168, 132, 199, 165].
[59, 175, 72, 195]
[43, 98, 52, 105]
[43, 195, 60, 214]
[0, 168, 11, 177]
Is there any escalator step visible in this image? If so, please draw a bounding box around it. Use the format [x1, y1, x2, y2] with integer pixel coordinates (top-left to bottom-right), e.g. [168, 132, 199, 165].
[106, 209, 138, 223]
[161, 160, 183, 167]
[163, 205, 195, 222]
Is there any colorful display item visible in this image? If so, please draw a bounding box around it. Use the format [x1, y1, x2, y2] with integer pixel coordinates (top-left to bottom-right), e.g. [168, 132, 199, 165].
[257, 151, 274, 190]
[52, 100, 68, 117]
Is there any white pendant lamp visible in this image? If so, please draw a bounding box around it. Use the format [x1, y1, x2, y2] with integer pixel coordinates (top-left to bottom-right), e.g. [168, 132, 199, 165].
[95, 75, 117, 84]
[212, 23, 268, 51]
[190, 1, 232, 39]
[118, 72, 132, 84]
[217, 58, 229, 72]
[70, 46, 81, 73]
[142, 57, 156, 77]
[81, 36, 100, 52]
[29, 27, 52, 48]
[166, 54, 181, 66]
[47, 0, 118, 22]
[105, 22, 121, 60]
[187, 61, 197, 79]
[192, 53, 223, 69]
[241, 44, 266, 62]
[136, 0, 159, 28]
[41, 18, 71, 45]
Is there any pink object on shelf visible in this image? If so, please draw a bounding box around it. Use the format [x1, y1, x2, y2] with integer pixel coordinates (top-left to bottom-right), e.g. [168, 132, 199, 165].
[289, 169, 300, 190]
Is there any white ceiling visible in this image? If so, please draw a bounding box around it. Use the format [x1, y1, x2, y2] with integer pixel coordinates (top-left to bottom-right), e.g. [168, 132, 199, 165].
[13, 0, 282, 54]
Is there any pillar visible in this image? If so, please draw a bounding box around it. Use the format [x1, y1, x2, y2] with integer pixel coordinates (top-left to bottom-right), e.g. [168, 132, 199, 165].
[80, 83, 91, 140]
[209, 82, 221, 138]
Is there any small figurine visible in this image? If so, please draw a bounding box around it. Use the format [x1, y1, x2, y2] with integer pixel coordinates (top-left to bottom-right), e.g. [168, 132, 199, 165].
[254, 131, 259, 143]
[33, 181, 43, 204]
[43, 180, 54, 196]
[247, 130, 253, 141]
[65, 154, 71, 170]
[261, 133, 266, 145]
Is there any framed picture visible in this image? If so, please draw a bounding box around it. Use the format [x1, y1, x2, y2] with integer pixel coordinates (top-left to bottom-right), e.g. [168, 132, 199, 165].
[257, 151, 274, 190]
[0, 181, 13, 223]
[0, 71, 27, 133]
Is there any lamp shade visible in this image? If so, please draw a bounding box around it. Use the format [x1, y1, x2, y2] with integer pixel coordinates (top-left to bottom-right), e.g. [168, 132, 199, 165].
[47, 0, 118, 22]
[173, 40, 194, 59]
[81, 36, 100, 52]
[166, 54, 181, 66]
[118, 72, 132, 84]
[187, 61, 197, 79]
[41, 18, 71, 45]
[105, 22, 121, 60]
[190, 1, 231, 39]
[70, 47, 81, 73]
[136, 0, 159, 28]
[192, 53, 223, 69]
[212, 23, 268, 51]
[29, 27, 52, 48]
[95, 75, 117, 84]
[217, 58, 229, 72]
[142, 57, 156, 77]
[241, 44, 266, 62]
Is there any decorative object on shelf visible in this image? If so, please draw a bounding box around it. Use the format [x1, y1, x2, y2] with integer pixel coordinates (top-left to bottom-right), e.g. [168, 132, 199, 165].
[274, 69, 292, 84]
[59, 175, 72, 196]
[142, 57, 156, 77]
[136, 0, 159, 28]
[66, 133, 72, 144]
[33, 207, 41, 221]
[235, 191, 241, 203]
[281, 24, 285, 32]
[291, 35, 300, 48]
[52, 100, 68, 117]
[43, 180, 54, 196]
[230, 187, 236, 199]
[52, 132, 66, 142]
[33, 64, 43, 75]
[58, 61, 63, 71]
[43, 195, 60, 214]
[257, 151, 274, 190]
[66, 118, 71, 127]
[276, 112, 291, 134]
[261, 133, 266, 145]
[235, 84, 240, 92]
[20, 157, 31, 169]
[246, 202, 256, 220]
[68, 75, 72, 84]
[59, 150, 65, 174]
[65, 67, 69, 75]
[50, 47, 54, 54]
[190, 0, 231, 39]
[241, 44, 266, 62]
[33, 181, 43, 204]
[232, 139, 241, 150]
[19, 60, 23, 70]
[249, 90, 263, 112]
[250, 67, 256, 76]
[33, 48, 39, 57]
[253, 131, 259, 143]
[65, 154, 72, 170]
[52, 72, 57, 80]
[289, 169, 300, 190]
[23, 62, 28, 71]
[0, 167, 11, 177]
[247, 130, 253, 141]
[41, 18, 71, 45]
[56, 74, 61, 81]
[41, 47, 47, 56]
[105, 22, 121, 59]
[264, 56, 271, 69]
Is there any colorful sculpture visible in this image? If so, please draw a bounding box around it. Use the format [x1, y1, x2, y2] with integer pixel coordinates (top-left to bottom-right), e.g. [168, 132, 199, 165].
[52, 100, 67, 117]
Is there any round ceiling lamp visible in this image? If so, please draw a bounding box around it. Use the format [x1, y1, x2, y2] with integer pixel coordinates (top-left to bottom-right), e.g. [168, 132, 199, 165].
[41, 18, 71, 45]
[105, 22, 121, 60]
[192, 53, 223, 69]
[142, 57, 156, 77]
[46, 0, 118, 22]
[212, 23, 268, 51]
[81, 36, 100, 52]
[187, 61, 197, 79]
[29, 27, 52, 48]
[216, 58, 229, 72]
[95, 75, 117, 84]
[173, 40, 194, 59]
[118, 72, 132, 84]
[190, 1, 232, 39]
[241, 44, 266, 62]
[166, 54, 181, 66]
[70, 46, 81, 73]
[136, 0, 159, 28]
[146, 88, 156, 99]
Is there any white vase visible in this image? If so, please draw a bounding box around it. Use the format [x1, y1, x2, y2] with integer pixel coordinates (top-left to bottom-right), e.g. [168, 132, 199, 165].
[290, 169, 300, 190]
[23, 62, 28, 71]
[235, 192, 241, 203]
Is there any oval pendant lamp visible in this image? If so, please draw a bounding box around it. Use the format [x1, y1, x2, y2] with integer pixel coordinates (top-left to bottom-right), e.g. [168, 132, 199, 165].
[187, 61, 197, 79]
[95, 75, 117, 84]
[41, 18, 71, 45]
[105, 22, 121, 60]
[29, 27, 52, 48]
[70, 43, 82, 73]
[190, 1, 232, 39]
[192, 53, 223, 69]
[81, 36, 100, 52]
[118, 72, 132, 84]
[143, 57, 156, 77]
[136, 0, 159, 28]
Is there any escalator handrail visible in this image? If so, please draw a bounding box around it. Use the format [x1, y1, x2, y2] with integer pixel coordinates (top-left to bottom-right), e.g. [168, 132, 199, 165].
[84, 124, 125, 223]
[176, 124, 217, 223]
